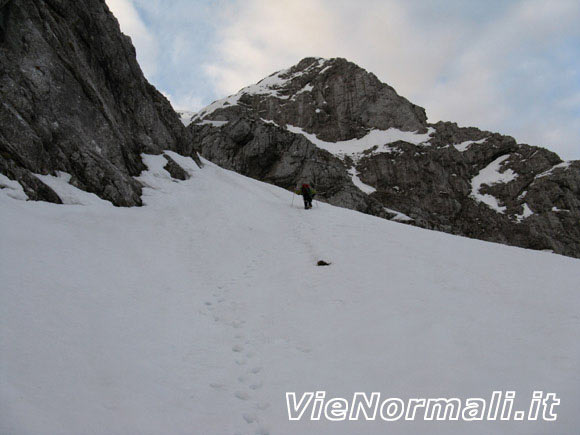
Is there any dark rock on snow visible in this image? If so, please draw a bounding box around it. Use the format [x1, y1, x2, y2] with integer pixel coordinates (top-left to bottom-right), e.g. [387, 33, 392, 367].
[163, 153, 189, 181]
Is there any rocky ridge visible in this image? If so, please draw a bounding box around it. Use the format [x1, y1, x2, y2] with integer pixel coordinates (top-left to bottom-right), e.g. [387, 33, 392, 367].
[0, 0, 198, 206]
[190, 57, 580, 258]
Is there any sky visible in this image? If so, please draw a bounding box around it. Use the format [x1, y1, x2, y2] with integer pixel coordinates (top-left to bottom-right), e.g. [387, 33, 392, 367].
[105, 0, 580, 160]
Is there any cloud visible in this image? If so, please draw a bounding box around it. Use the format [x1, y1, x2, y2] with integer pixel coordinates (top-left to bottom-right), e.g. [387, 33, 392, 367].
[204, 0, 580, 159]
[105, 0, 160, 78]
[423, 0, 580, 154]
[103, 0, 579, 158]
[203, 0, 469, 97]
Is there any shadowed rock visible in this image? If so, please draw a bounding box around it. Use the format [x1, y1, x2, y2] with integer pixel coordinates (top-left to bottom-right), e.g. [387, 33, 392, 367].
[163, 154, 190, 181]
[0, 0, 199, 206]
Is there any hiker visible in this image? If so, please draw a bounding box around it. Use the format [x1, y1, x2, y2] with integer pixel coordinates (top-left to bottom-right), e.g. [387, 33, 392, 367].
[296, 183, 316, 209]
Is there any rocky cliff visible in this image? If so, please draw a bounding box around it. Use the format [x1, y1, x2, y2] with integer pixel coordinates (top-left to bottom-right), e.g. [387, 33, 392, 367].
[190, 57, 580, 258]
[0, 0, 198, 206]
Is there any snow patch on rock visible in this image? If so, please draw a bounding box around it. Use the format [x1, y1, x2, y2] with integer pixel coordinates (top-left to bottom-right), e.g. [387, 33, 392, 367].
[515, 203, 534, 222]
[294, 83, 313, 97]
[454, 137, 487, 152]
[384, 207, 414, 222]
[348, 167, 376, 194]
[536, 161, 572, 179]
[198, 119, 229, 127]
[470, 155, 517, 213]
[286, 124, 434, 161]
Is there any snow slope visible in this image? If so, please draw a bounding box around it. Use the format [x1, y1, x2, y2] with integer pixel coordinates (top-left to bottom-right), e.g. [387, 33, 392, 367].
[1, 155, 579, 434]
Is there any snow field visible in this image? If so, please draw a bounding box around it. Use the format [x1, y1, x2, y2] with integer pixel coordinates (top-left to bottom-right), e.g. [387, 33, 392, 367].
[1, 154, 579, 434]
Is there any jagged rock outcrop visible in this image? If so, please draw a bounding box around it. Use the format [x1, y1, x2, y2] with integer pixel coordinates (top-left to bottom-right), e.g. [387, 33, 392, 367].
[193, 57, 427, 141]
[191, 57, 580, 258]
[0, 0, 198, 206]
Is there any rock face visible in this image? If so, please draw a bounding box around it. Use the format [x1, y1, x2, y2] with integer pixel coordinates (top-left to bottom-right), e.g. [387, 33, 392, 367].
[193, 57, 427, 141]
[191, 57, 580, 258]
[0, 0, 198, 206]
[193, 118, 386, 216]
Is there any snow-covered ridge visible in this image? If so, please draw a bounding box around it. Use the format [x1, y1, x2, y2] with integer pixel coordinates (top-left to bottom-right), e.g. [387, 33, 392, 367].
[194, 58, 329, 121]
[470, 155, 518, 213]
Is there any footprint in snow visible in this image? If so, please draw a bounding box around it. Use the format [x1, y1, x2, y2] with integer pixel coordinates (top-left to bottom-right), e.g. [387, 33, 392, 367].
[256, 402, 270, 410]
[249, 381, 262, 390]
[243, 413, 257, 424]
[209, 383, 226, 391]
[234, 391, 250, 401]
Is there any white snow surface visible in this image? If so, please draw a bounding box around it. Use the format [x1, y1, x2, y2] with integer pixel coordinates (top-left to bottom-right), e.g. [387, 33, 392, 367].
[0, 174, 28, 201]
[1, 155, 579, 434]
[286, 124, 434, 161]
[470, 155, 518, 213]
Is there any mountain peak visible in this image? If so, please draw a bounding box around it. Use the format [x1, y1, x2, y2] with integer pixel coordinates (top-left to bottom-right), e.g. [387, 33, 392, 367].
[190, 59, 580, 258]
[194, 57, 427, 141]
